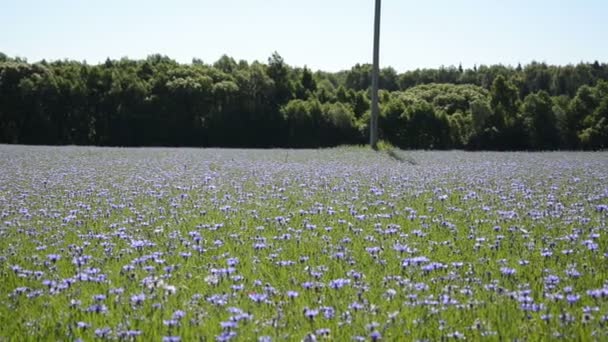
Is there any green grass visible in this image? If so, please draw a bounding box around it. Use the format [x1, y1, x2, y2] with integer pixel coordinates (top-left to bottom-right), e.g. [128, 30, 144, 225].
[0, 145, 607, 341]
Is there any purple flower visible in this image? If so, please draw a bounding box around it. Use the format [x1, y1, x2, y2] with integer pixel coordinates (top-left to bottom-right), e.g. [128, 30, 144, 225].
[109, 287, 124, 295]
[500, 267, 516, 276]
[216, 331, 237, 341]
[366, 246, 382, 255]
[566, 293, 580, 304]
[87, 304, 108, 314]
[304, 308, 319, 320]
[329, 278, 351, 289]
[332, 252, 345, 259]
[253, 243, 267, 250]
[180, 252, 192, 259]
[207, 294, 229, 306]
[118, 330, 142, 338]
[131, 240, 146, 249]
[93, 294, 107, 301]
[402, 256, 429, 267]
[42, 279, 56, 288]
[162, 337, 181, 342]
[302, 281, 314, 290]
[163, 319, 180, 327]
[95, 327, 111, 338]
[220, 320, 238, 329]
[173, 310, 186, 320]
[131, 293, 146, 305]
[316, 328, 331, 336]
[447, 331, 465, 339]
[248, 292, 267, 303]
[349, 302, 365, 311]
[587, 287, 608, 299]
[566, 268, 581, 278]
[347, 270, 363, 280]
[541, 249, 553, 257]
[321, 306, 335, 319]
[393, 243, 412, 254]
[76, 321, 90, 329]
[47, 254, 61, 262]
[421, 262, 446, 272]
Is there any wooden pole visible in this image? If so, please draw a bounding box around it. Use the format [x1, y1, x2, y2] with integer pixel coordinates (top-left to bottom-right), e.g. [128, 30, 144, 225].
[370, 0, 381, 149]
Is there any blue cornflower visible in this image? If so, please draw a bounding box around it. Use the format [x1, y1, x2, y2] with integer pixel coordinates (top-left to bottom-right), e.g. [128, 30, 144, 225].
[566, 293, 580, 304]
[173, 310, 186, 320]
[402, 256, 429, 267]
[329, 278, 351, 289]
[321, 306, 335, 319]
[248, 292, 267, 303]
[162, 337, 181, 342]
[302, 282, 314, 290]
[304, 308, 319, 320]
[93, 294, 107, 301]
[366, 246, 382, 255]
[500, 267, 516, 276]
[349, 302, 365, 311]
[131, 293, 146, 305]
[180, 252, 192, 259]
[216, 331, 237, 341]
[87, 304, 108, 314]
[220, 320, 238, 329]
[95, 327, 111, 338]
[316, 328, 331, 336]
[47, 254, 61, 262]
[76, 322, 90, 329]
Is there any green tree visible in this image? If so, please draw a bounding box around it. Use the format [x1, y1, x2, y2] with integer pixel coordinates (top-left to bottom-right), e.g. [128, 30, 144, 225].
[522, 91, 560, 149]
[267, 52, 292, 106]
[403, 100, 450, 149]
[301, 66, 316, 93]
[565, 85, 597, 148]
[2, 53, 608, 150]
[213, 55, 238, 74]
[578, 81, 608, 149]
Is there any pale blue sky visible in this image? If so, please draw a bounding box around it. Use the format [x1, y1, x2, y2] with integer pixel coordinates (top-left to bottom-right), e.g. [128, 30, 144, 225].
[1, 0, 606, 72]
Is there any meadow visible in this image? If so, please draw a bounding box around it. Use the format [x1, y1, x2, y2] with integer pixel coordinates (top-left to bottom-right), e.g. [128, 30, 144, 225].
[0, 145, 607, 341]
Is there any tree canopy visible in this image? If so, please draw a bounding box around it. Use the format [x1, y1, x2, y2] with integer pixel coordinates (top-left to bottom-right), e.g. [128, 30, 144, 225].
[1, 53, 607, 149]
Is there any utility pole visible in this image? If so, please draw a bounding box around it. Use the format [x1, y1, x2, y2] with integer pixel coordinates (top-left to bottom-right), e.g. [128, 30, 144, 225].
[370, 0, 381, 150]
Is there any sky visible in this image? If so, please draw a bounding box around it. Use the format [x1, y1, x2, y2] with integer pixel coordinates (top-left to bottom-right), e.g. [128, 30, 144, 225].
[1, 0, 606, 72]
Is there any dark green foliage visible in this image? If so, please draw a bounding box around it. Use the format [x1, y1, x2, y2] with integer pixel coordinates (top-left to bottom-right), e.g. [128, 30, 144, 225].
[402, 100, 450, 149]
[0, 52, 607, 150]
[578, 81, 608, 149]
[281, 99, 360, 147]
[522, 91, 561, 150]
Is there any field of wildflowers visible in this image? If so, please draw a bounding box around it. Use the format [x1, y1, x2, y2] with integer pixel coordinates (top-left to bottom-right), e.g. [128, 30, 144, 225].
[1, 145, 607, 341]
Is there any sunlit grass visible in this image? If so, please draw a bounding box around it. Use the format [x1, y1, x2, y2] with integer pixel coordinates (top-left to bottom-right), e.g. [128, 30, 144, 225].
[0, 146, 607, 341]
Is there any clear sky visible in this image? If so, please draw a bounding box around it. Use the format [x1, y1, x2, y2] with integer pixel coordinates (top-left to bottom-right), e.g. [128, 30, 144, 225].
[1, 0, 606, 72]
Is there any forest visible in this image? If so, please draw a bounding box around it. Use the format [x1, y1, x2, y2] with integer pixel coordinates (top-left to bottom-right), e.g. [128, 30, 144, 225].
[1, 52, 607, 150]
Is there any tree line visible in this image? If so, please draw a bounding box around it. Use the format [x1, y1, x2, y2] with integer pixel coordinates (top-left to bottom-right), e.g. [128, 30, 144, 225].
[1, 51, 607, 149]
